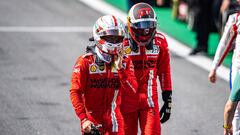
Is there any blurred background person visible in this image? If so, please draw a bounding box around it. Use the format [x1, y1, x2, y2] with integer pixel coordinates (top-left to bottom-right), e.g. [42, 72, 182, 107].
[156, 0, 171, 7]
[172, 0, 189, 21]
[220, 0, 240, 34]
[127, 0, 155, 10]
[212, 0, 224, 35]
[188, 0, 214, 55]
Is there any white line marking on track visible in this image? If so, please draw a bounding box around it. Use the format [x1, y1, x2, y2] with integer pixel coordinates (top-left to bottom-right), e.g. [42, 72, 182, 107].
[165, 34, 229, 81]
[79, 0, 229, 81]
[0, 26, 92, 32]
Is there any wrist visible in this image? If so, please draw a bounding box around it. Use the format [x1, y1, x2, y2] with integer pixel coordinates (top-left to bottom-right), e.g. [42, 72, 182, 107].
[162, 91, 172, 102]
[116, 66, 123, 70]
[223, 124, 231, 130]
[117, 66, 124, 71]
[81, 118, 88, 125]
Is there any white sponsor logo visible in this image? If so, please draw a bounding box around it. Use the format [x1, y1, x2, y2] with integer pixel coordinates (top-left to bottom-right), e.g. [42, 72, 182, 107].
[146, 45, 160, 55]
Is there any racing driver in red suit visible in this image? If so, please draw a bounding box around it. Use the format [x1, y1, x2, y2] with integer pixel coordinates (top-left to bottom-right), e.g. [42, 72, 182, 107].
[121, 3, 173, 135]
[69, 15, 138, 135]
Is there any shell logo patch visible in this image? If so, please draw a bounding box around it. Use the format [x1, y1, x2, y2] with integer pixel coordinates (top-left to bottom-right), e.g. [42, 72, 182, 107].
[90, 65, 97, 72]
[125, 46, 140, 55]
[89, 63, 106, 74]
[125, 47, 131, 54]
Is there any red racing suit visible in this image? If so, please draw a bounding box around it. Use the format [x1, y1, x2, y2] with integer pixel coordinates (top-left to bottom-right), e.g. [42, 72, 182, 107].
[121, 32, 172, 135]
[70, 47, 138, 135]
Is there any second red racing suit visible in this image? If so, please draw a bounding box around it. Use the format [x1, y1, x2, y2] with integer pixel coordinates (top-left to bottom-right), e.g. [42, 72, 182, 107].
[121, 32, 172, 135]
[70, 46, 138, 135]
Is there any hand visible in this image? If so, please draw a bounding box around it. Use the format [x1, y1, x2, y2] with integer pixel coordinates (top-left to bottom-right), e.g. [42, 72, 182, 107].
[220, 0, 230, 14]
[114, 49, 124, 70]
[208, 69, 217, 83]
[224, 128, 233, 135]
[156, 0, 164, 6]
[160, 91, 172, 124]
[82, 120, 93, 133]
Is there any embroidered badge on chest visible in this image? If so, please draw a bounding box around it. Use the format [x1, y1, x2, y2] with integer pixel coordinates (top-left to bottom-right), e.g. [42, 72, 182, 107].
[89, 63, 106, 74]
[146, 45, 160, 55]
[124, 46, 140, 55]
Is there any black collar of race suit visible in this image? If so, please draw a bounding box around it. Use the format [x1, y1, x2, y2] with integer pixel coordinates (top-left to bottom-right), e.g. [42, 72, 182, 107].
[86, 45, 105, 67]
[129, 37, 154, 52]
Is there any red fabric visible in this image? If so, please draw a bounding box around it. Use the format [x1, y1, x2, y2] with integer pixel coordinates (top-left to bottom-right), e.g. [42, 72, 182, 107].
[122, 106, 161, 135]
[70, 52, 137, 135]
[139, 106, 161, 135]
[122, 111, 138, 135]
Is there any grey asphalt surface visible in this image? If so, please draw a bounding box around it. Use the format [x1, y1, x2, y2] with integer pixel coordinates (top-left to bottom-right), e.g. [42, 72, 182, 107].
[0, 0, 230, 135]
